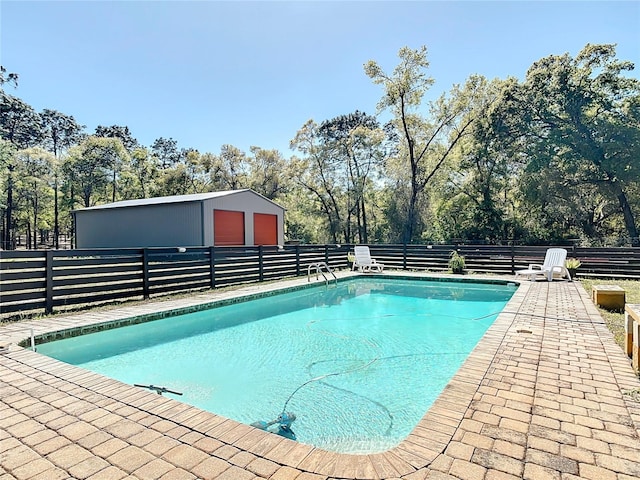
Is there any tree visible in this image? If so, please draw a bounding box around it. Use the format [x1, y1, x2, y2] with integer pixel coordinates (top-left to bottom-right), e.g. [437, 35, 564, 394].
[183, 148, 210, 193]
[151, 137, 181, 169]
[95, 125, 138, 151]
[64, 136, 129, 207]
[430, 77, 520, 243]
[40, 109, 85, 247]
[246, 146, 290, 200]
[365, 47, 481, 242]
[290, 120, 343, 243]
[13, 147, 54, 248]
[151, 149, 205, 196]
[0, 139, 16, 248]
[0, 66, 18, 89]
[0, 94, 43, 249]
[291, 112, 388, 244]
[495, 44, 640, 245]
[278, 187, 326, 243]
[0, 93, 43, 149]
[41, 109, 85, 157]
[318, 111, 386, 243]
[217, 144, 248, 190]
[130, 147, 158, 198]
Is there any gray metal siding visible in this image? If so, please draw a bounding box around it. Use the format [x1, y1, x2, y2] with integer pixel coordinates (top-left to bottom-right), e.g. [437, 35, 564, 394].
[76, 202, 203, 248]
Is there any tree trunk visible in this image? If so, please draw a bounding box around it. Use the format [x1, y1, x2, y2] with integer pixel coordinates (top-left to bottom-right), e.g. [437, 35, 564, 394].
[54, 174, 59, 249]
[355, 200, 362, 244]
[611, 180, 639, 246]
[360, 196, 368, 243]
[4, 164, 14, 250]
[33, 187, 38, 249]
[112, 170, 117, 203]
[404, 188, 419, 244]
[33, 210, 37, 249]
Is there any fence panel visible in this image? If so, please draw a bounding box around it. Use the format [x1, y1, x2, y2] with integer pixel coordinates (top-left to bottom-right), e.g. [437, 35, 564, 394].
[50, 249, 145, 311]
[211, 247, 261, 287]
[459, 245, 516, 275]
[146, 247, 211, 296]
[573, 247, 640, 279]
[0, 251, 47, 315]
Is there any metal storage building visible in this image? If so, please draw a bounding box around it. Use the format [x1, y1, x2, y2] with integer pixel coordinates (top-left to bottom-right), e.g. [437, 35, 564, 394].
[73, 189, 285, 248]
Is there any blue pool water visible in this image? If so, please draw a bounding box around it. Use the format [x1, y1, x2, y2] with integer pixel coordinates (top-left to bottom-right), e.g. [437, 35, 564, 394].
[38, 277, 516, 453]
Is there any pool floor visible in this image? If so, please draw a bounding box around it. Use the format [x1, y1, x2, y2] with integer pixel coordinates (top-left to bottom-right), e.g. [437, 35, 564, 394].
[1, 271, 639, 479]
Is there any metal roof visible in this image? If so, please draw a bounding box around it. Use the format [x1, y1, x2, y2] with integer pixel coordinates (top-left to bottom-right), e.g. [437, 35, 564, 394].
[75, 189, 284, 211]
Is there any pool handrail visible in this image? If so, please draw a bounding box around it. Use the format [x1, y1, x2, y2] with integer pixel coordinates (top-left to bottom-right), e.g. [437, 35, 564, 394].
[307, 262, 337, 286]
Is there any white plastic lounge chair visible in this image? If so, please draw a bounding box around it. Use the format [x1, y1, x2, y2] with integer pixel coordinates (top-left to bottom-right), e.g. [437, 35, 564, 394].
[353, 246, 384, 273]
[515, 248, 571, 282]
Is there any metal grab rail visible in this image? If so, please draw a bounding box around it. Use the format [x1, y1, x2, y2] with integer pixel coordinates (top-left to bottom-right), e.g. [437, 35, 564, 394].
[307, 262, 337, 286]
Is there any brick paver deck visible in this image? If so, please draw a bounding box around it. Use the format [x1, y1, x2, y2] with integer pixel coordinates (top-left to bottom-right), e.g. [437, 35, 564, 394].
[1, 273, 639, 479]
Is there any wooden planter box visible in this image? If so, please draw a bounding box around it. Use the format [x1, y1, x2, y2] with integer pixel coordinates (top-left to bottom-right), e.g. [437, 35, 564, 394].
[592, 284, 626, 311]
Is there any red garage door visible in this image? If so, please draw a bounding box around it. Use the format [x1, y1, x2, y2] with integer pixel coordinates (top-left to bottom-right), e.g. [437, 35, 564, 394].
[214, 210, 245, 246]
[254, 213, 277, 246]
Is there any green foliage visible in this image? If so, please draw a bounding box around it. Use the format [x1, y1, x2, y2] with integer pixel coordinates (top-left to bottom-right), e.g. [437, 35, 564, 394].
[13, 147, 55, 248]
[493, 43, 640, 245]
[448, 250, 466, 273]
[40, 109, 84, 156]
[64, 136, 130, 207]
[290, 112, 387, 244]
[279, 188, 326, 243]
[1, 47, 639, 248]
[565, 258, 581, 269]
[366, 48, 495, 243]
[0, 92, 43, 148]
[95, 125, 138, 151]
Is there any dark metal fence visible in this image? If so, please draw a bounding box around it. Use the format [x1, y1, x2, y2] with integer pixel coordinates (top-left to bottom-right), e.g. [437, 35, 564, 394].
[1, 244, 639, 318]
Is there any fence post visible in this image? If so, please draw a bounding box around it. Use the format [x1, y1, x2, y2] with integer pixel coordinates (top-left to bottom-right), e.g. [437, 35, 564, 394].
[45, 250, 54, 314]
[209, 246, 216, 288]
[324, 245, 329, 265]
[511, 242, 516, 274]
[142, 248, 150, 299]
[295, 245, 300, 276]
[258, 245, 264, 282]
[403, 244, 407, 270]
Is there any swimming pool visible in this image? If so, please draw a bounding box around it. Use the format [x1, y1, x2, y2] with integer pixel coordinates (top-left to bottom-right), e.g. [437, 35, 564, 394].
[37, 277, 516, 453]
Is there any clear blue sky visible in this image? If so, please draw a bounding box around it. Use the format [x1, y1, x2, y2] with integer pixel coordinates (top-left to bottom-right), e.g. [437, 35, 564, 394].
[2, 1, 639, 157]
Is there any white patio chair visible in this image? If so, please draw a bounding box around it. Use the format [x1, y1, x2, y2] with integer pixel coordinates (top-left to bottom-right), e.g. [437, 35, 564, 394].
[515, 248, 571, 281]
[353, 246, 384, 273]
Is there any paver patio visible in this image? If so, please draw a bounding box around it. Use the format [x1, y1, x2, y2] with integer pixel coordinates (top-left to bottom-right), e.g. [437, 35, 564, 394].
[1, 272, 639, 479]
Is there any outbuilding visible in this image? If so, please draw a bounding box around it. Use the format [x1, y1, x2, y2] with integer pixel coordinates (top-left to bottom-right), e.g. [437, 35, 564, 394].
[73, 189, 285, 248]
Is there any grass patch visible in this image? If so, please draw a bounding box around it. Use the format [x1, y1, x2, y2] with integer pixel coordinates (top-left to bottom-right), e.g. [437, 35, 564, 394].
[580, 278, 640, 350]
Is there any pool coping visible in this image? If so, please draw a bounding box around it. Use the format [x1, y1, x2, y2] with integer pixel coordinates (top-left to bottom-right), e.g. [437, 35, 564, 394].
[1, 271, 640, 479]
